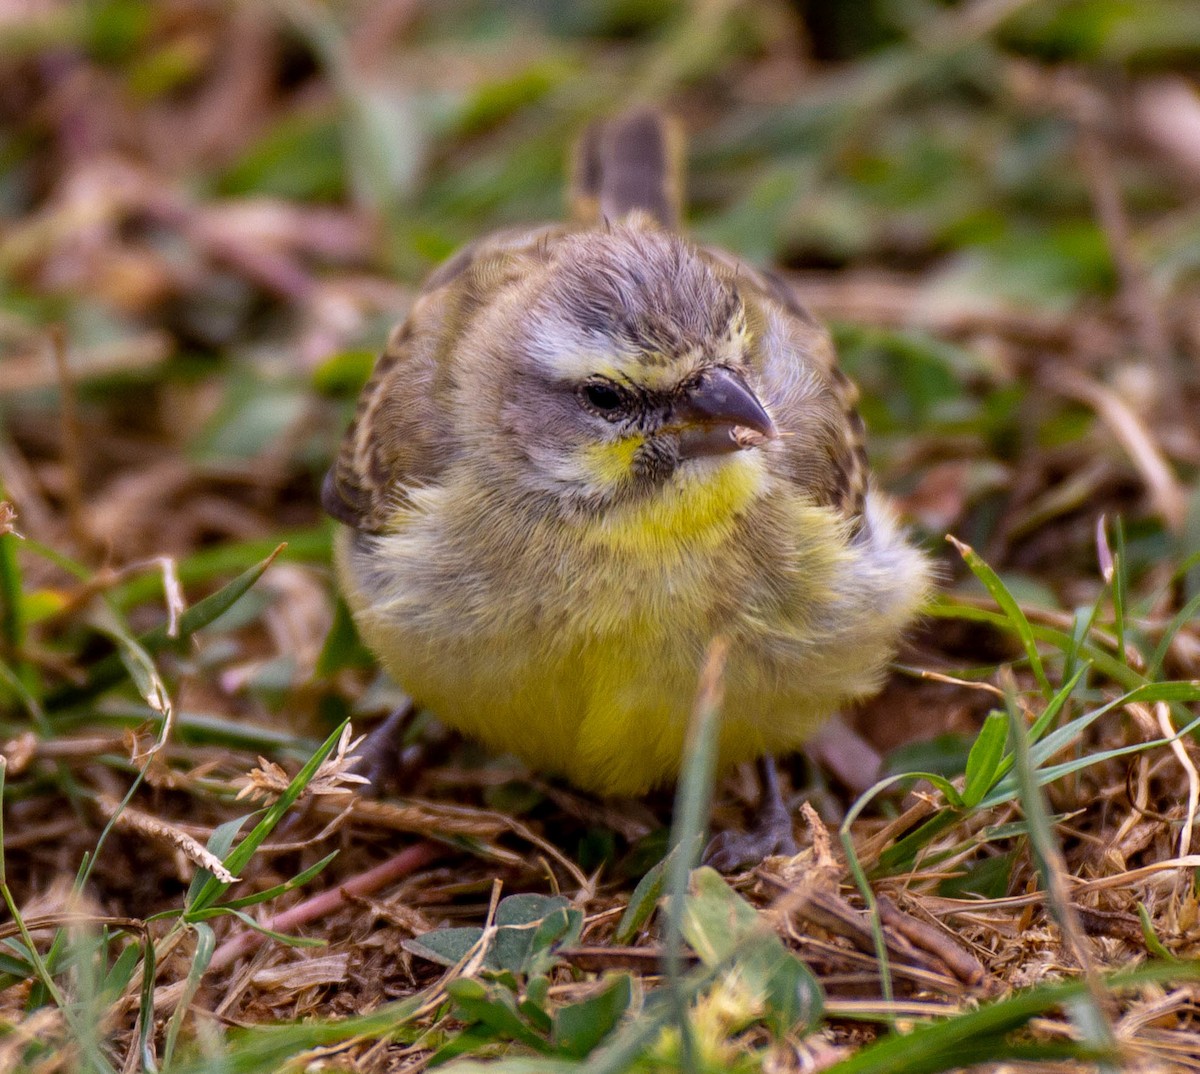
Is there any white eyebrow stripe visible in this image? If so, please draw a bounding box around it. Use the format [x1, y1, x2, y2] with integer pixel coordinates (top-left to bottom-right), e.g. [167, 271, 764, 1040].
[524, 312, 631, 380]
[522, 309, 744, 390]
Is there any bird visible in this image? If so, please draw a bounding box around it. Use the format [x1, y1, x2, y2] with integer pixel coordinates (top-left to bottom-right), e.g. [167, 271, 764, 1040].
[323, 108, 930, 867]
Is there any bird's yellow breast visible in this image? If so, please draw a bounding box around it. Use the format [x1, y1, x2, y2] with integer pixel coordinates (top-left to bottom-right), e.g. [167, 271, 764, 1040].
[578, 448, 766, 557]
[335, 454, 923, 797]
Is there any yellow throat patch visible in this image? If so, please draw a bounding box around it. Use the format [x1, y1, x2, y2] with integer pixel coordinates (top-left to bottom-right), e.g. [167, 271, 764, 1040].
[580, 442, 766, 556]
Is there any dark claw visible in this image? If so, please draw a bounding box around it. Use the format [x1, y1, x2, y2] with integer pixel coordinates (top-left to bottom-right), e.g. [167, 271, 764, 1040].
[349, 700, 418, 794]
[703, 819, 797, 872]
[702, 757, 798, 872]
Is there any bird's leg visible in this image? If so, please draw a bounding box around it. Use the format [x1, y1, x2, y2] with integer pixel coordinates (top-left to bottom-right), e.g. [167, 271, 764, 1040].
[348, 699, 418, 793]
[703, 756, 798, 872]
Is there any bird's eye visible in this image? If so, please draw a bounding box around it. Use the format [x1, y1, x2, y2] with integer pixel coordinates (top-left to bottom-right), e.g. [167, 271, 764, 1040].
[581, 380, 627, 416]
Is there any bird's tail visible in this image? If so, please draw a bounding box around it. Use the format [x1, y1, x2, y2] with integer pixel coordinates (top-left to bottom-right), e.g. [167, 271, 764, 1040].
[569, 108, 684, 230]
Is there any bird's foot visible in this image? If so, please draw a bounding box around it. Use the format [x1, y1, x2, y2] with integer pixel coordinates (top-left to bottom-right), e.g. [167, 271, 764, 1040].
[348, 701, 418, 794]
[702, 805, 798, 873]
[702, 756, 799, 872]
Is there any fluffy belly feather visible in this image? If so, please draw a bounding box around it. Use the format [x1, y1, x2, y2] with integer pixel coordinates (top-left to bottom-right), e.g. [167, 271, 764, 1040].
[348, 593, 834, 795]
[334, 483, 926, 796]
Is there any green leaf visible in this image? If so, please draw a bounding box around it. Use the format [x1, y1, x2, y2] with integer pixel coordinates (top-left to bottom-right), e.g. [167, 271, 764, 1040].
[182, 814, 252, 909]
[216, 111, 345, 200]
[677, 869, 823, 1039]
[614, 854, 668, 944]
[404, 896, 580, 977]
[222, 852, 339, 910]
[819, 962, 1200, 1074]
[311, 349, 377, 397]
[1147, 589, 1200, 679]
[883, 734, 972, 782]
[91, 610, 172, 719]
[162, 922, 215, 1066]
[913, 772, 965, 808]
[445, 978, 550, 1052]
[949, 536, 1052, 697]
[492, 895, 575, 975]
[166, 991, 430, 1074]
[184, 720, 350, 916]
[938, 851, 1015, 899]
[442, 975, 486, 1003]
[679, 867, 760, 967]
[1111, 518, 1129, 669]
[196, 908, 327, 949]
[874, 811, 961, 876]
[525, 974, 550, 1009]
[518, 991, 553, 1035]
[1003, 677, 1117, 1056]
[978, 683, 1200, 809]
[495, 894, 570, 928]
[452, 61, 570, 138]
[928, 599, 1141, 691]
[402, 928, 484, 969]
[0, 948, 35, 981]
[663, 642, 726, 1071]
[98, 939, 140, 1005]
[1027, 663, 1089, 747]
[522, 907, 583, 978]
[962, 711, 1008, 807]
[0, 523, 25, 656]
[488, 969, 521, 994]
[315, 597, 374, 676]
[552, 975, 633, 1058]
[1136, 903, 1174, 961]
[742, 938, 824, 1038]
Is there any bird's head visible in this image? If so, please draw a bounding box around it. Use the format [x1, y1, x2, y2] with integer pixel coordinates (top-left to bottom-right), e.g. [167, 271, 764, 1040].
[460, 226, 778, 534]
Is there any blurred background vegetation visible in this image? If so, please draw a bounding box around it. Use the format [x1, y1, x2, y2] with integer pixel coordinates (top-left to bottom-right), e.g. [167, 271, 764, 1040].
[2, 0, 1200, 1068]
[5, 0, 1199, 754]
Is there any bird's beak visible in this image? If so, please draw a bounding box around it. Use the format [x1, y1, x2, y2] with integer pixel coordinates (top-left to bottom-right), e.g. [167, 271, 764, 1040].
[673, 367, 778, 460]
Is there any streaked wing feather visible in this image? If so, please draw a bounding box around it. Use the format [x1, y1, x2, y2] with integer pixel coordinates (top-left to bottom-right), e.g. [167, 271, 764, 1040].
[322, 310, 447, 533]
[323, 227, 560, 533]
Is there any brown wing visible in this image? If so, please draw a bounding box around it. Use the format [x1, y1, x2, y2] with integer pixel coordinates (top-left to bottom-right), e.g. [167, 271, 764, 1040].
[760, 262, 868, 522]
[321, 298, 451, 533]
[820, 361, 870, 525]
[323, 227, 563, 533]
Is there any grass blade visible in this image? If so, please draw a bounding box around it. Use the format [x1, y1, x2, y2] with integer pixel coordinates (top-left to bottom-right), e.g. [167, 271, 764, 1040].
[46, 545, 284, 712]
[948, 536, 1051, 697]
[185, 718, 349, 916]
[663, 638, 727, 1074]
[1001, 667, 1117, 1065]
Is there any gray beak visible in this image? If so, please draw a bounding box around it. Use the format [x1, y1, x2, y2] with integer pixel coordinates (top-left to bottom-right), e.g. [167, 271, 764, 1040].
[673, 367, 777, 460]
